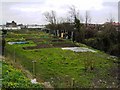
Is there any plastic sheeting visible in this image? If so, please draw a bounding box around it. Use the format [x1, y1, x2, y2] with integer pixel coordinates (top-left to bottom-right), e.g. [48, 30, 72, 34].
[62, 47, 96, 52]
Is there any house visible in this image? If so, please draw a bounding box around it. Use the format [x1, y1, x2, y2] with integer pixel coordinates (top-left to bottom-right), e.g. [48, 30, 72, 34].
[6, 21, 17, 27]
[104, 22, 120, 26]
[112, 22, 120, 26]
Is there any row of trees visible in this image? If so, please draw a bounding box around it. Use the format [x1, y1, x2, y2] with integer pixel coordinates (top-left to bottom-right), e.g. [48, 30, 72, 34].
[43, 6, 119, 57]
[84, 23, 119, 57]
[43, 6, 91, 30]
[43, 6, 91, 41]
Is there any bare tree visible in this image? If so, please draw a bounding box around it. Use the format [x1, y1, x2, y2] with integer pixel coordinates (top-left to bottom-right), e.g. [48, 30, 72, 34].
[107, 13, 114, 23]
[85, 10, 91, 27]
[68, 5, 76, 18]
[79, 15, 84, 23]
[68, 5, 80, 23]
[52, 10, 57, 24]
[43, 10, 57, 24]
[57, 17, 66, 24]
[68, 5, 85, 42]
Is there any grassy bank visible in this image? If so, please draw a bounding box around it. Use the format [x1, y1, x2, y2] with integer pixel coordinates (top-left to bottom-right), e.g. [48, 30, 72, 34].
[4, 30, 119, 88]
[2, 60, 43, 89]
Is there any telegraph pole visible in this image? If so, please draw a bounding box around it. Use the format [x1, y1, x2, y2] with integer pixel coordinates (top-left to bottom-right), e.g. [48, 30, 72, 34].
[32, 60, 37, 78]
[14, 45, 15, 62]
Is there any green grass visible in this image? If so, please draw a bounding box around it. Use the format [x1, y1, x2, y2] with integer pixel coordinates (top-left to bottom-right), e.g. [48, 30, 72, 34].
[1, 61, 43, 88]
[4, 30, 119, 88]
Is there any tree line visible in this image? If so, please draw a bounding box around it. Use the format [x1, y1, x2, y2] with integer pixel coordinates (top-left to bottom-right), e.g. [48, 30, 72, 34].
[43, 6, 120, 57]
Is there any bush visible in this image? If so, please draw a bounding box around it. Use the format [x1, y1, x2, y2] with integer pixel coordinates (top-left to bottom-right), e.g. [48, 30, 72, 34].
[109, 44, 120, 57]
[2, 62, 43, 88]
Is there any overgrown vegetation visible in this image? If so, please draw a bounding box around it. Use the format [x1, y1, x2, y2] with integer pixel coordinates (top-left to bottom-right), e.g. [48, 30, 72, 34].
[2, 61, 43, 89]
[84, 23, 120, 57]
[43, 7, 119, 57]
[4, 30, 119, 88]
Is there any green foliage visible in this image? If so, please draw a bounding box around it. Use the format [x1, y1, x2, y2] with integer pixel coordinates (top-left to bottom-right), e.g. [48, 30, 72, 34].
[84, 28, 97, 39]
[84, 23, 119, 57]
[4, 30, 119, 88]
[74, 17, 85, 43]
[2, 61, 43, 88]
[74, 16, 80, 32]
[2, 30, 7, 35]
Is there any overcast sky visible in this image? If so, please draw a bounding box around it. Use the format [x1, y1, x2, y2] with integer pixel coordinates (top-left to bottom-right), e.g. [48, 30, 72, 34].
[0, 0, 119, 25]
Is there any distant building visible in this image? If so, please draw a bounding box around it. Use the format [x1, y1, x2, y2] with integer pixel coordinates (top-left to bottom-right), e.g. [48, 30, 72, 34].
[17, 24, 23, 26]
[103, 22, 120, 31]
[6, 21, 17, 27]
[112, 22, 120, 26]
[104, 22, 120, 26]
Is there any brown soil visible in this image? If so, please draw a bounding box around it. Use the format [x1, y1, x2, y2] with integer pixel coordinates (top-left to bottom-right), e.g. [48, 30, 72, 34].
[53, 43, 79, 47]
[51, 39, 64, 42]
[33, 39, 44, 43]
[23, 44, 53, 50]
[25, 38, 35, 41]
[23, 43, 79, 50]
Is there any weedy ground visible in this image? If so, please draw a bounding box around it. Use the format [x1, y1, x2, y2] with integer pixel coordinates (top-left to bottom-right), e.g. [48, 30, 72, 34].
[4, 30, 119, 88]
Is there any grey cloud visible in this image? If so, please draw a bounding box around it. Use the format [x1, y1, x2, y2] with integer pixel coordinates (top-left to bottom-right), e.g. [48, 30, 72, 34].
[2, 0, 46, 3]
[102, 1, 118, 8]
[1, 0, 119, 25]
